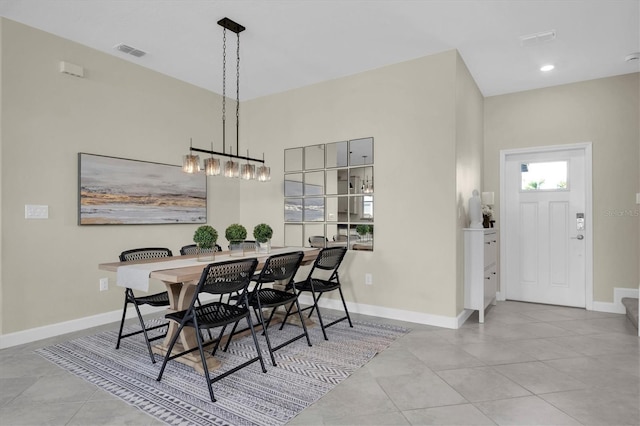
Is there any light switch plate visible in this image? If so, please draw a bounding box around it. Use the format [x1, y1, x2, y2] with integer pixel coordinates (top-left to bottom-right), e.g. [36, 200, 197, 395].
[636, 193, 640, 204]
[25, 204, 48, 219]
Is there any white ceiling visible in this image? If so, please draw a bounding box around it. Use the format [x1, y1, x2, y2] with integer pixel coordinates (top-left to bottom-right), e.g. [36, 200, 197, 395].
[1, 0, 638, 100]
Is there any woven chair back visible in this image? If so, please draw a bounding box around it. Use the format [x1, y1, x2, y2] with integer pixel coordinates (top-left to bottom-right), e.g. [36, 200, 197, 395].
[179, 244, 222, 255]
[256, 251, 304, 284]
[119, 247, 172, 262]
[314, 247, 347, 271]
[197, 258, 258, 299]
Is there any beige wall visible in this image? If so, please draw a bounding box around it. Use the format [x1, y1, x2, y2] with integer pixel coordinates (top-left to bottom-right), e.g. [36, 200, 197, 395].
[1, 20, 476, 335]
[0, 18, 241, 333]
[454, 53, 484, 312]
[484, 73, 640, 302]
[241, 50, 465, 318]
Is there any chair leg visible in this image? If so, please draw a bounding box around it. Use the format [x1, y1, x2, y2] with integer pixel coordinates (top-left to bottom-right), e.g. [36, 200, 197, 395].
[279, 290, 300, 330]
[307, 293, 323, 318]
[309, 287, 329, 340]
[309, 290, 328, 340]
[195, 326, 216, 402]
[293, 297, 313, 347]
[264, 306, 278, 331]
[156, 320, 186, 382]
[245, 315, 267, 373]
[256, 306, 277, 366]
[338, 287, 353, 327]
[211, 324, 229, 356]
[252, 307, 267, 336]
[222, 320, 241, 352]
[131, 299, 156, 363]
[115, 293, 129, 350]
[196, 297, 213, 341]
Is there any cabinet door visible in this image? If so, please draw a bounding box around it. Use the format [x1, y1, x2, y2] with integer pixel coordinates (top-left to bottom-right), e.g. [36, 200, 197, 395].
[484, 264, 498, 308]
[484, 232, 497, 266]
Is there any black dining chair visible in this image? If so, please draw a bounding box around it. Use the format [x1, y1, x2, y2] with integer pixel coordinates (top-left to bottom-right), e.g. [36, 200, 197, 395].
[156, 258, 266, 403]
[283, 247, 352, 340]
[309, 235, 328, 248]
[116, 247, 173, 363]
[224, 251, 311, 366]
[179, 243, 222, 255]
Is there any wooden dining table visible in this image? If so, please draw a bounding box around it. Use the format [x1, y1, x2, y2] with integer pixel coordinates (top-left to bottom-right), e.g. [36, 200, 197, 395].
[99, 247, 320, 373]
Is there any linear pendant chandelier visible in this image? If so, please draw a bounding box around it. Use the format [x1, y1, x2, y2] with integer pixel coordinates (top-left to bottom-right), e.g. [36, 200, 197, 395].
[182, 17, 270, 181]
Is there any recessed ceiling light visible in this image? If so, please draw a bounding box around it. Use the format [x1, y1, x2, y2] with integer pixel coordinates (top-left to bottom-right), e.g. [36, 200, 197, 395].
[540, 64, 555, 72]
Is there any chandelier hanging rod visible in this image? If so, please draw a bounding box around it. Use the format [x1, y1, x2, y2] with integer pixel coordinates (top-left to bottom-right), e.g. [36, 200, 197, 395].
[189, 146, 265, 163]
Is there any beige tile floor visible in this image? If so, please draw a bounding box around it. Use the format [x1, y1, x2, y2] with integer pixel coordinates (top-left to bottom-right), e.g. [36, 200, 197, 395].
[1, 301, 638, 425]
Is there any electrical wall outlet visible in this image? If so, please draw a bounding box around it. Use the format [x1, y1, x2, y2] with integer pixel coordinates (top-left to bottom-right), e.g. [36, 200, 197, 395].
[365, 273, 373, 286]
[99, 277, 109, 291]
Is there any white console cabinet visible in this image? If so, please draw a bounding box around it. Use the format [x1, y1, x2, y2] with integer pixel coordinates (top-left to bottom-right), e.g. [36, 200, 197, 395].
[464, 228, 498, 323]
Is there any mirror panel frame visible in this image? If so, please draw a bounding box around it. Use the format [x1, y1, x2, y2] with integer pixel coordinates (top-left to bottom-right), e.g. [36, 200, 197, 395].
[326, 141, 348, 168]
[284, 148, 303, 172]
[285, 137, 374, 251]
[304, 144, 325, 170]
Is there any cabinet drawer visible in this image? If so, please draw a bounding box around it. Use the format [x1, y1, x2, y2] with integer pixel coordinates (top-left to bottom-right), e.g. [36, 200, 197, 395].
[484, 265, 497, 308]
[484, 233, 497, 266]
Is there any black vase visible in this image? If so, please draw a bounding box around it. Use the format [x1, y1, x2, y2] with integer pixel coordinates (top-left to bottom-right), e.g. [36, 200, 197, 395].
[483, 215, 491, 228]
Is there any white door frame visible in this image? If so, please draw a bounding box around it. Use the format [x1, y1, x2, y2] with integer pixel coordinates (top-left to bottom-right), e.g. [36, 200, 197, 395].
[499, 142, 593, 310]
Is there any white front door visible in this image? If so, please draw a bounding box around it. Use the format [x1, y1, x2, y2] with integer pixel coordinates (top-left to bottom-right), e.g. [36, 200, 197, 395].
[502, 145, 590, 307]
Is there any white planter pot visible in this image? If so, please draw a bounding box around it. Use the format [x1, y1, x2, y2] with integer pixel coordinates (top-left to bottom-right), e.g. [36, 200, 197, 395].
[256, 239, 271, 254]
[229, 241, 245, 257]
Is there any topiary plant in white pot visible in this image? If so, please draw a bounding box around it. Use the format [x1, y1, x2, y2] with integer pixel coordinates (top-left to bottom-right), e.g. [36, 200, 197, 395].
[253, 223, 273, 254]
[225, 223, 247, 257]
[193, 225, 218, 261]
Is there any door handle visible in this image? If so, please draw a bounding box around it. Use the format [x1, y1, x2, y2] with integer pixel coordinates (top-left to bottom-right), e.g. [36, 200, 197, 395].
[571, 235, 584, 240]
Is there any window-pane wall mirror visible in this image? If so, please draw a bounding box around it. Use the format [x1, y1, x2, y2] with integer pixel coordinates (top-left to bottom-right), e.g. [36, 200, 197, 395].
[326, 141, 348, 168]
[284, 147, 303, 172]
[284, 137, 374, 251]
[304, 144, 325, 170]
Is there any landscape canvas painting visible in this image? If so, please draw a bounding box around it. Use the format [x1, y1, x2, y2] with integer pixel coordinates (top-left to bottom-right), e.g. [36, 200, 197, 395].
[78, 153, 206, 225]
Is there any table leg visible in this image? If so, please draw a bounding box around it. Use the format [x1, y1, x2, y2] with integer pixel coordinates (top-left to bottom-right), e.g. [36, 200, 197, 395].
[151, 281, 221, 374]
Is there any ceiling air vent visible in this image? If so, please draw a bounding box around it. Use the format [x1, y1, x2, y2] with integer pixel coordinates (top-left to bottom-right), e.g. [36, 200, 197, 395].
[519, 30, 556, 47]
[114, 43, 147, 58]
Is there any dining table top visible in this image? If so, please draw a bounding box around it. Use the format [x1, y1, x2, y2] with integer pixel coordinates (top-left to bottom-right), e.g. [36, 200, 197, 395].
[99, 247, 320, 284]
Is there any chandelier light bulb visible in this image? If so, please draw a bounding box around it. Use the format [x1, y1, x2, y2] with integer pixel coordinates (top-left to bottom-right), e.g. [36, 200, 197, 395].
[204, 157, 221, 176]
[182, 154, 200, 174]
[257, 165, 271, 181]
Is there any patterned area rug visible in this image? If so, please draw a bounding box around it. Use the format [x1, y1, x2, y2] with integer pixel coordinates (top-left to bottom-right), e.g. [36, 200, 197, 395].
[36, 316, 408, 425]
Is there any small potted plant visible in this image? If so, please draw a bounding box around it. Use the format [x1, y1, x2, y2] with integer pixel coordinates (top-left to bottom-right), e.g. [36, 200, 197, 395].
[356, 224, 373, 241]
[482, 204, 493, 228]
[253, 223, 273, 254]
[193, 225, 218, 261]
[225, 223, 247, 257]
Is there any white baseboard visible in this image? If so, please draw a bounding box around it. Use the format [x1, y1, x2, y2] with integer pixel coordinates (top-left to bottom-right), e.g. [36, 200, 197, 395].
[1, 296, 464, 349]
[591, 287, 639, 314]
[0, 293, 231, 350]
[0, 304, 165, 350]
[13, 288, 636, 350]
[297, 295, 461, 330]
